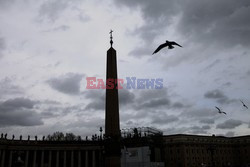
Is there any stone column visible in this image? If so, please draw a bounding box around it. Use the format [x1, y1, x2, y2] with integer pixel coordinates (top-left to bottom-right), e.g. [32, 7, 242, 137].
[78, 151, 81, 167]
[1, 150, 5, 167]
[25, 150, 29, 167]
[32, 150, 37, 167]
[41, 151, 44, 167]
[48, 151, 52, 167]
[71, 151, 74, 167]
[56, 151, 59, 167]
[85, 151, 88, 167]
[63, 151, 66, 167]
[8, 150, 12, 167]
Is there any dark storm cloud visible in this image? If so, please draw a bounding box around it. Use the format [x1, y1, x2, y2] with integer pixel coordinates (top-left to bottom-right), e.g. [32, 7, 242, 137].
[204, 89, 235, 104]
[114, 0, 250, 57]
[0, 98, 43, 126]
[216, 119, 242, 129]
[47, 73, 84, 95]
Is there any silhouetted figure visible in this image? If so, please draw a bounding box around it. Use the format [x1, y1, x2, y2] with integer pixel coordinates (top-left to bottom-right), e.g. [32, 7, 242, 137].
[240, 100, 248, 109]
[4, 133, 7, 139]
[20, 135, 22, 141]
[152, 40, 182, 54]
[28, 135, 30, 141]
[35, 135, 37, 141]
[12, 134, 15, 140]
[1, 133, 3, 139]
[43, 136, 45, 141]
[215, 106, 226, 115]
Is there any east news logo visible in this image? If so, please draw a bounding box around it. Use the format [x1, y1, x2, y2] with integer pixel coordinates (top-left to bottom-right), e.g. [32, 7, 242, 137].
[86, 77, 163, 89]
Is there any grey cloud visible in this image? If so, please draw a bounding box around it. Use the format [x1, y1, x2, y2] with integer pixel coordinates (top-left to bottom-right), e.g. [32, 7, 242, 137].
[200, 118, 215, 124]
[0, 77, 24, 97]
[216, 119, 242, 129]
[83, 90, 105, 111]
[114, 0, 250, 57]
[181, 108, 216, 118]
[38, 0, 86, 22]
[38, 0, 69, 22]
[0, 0, 16, 10]
[172, 102, 185, 109]
[130, 88, 186, 111]
[176, 0, 250, 47]
[151, 114, 179, 125]
[225, 131, 235, 137]
[204, 89, 226, 99]
[43, 25, 70, 32]
[188, 125, 211, 134]
[2, 97, 37, 109]
[0, 98, 43, 127]
[47, 73, 84, 95]
[0, 37, 6, 58]
[247, 70, 250, 76]
[136, 98, 170, 110]
[204, 89, 235, 104]
[119, 89, 135, 105]
[83, 88, 136, 111]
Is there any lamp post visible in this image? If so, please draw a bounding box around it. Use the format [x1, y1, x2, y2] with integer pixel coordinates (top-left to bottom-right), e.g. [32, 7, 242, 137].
[100, 127, 103, 140]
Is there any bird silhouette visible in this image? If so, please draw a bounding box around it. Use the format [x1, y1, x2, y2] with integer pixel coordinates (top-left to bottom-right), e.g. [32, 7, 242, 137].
[152, 40, 182, 54]
[215, 106, 227, 115]
[240, 100, 248, 109]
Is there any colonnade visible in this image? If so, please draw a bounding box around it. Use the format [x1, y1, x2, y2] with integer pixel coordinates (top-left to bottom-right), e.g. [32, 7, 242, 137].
[0, 149, 101, 167]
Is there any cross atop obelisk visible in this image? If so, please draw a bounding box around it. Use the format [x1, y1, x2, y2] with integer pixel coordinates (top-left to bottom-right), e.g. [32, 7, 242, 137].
[109, 29, 113, 47]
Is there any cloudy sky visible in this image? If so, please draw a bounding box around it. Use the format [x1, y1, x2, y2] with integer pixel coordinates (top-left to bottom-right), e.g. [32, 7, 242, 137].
[0, 0, 250, 139]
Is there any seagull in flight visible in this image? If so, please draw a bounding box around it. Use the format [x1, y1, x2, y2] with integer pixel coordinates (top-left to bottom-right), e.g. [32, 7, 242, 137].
[215, 106, 227, 115]
[240, 100, 248, 109]
[152, 40, 182, 54]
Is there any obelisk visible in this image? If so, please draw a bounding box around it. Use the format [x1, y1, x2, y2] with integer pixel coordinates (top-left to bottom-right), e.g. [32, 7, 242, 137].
[105, 30, 121, 167]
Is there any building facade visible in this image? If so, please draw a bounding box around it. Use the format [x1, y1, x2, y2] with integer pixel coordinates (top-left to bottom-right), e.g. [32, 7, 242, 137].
[1, 133, 250, 167]
[163, 134, 250, 167]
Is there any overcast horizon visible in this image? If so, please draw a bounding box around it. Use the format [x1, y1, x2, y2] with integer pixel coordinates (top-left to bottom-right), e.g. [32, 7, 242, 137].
[0, 0, 250, 139]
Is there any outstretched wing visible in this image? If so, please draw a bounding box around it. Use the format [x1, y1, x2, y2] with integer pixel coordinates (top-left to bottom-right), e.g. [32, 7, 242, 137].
[152, 43, 168, 54]
[171, 41, 182, 47]
[240, 100, 248, 109]
[215, 106, 220, 112]
[222, 112, 227, 115]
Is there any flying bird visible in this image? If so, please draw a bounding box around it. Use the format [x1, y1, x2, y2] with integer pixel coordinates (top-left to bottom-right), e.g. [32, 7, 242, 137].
[152, 40, 182, 54]
[215, 106, 227, 115]
[240, 100, 248, 109]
